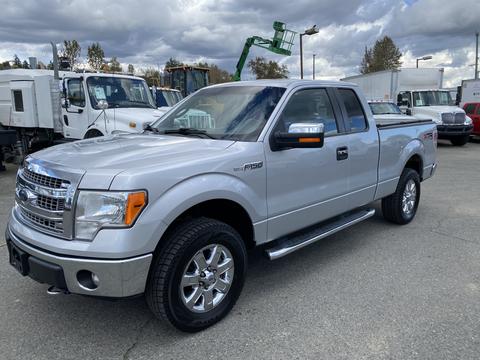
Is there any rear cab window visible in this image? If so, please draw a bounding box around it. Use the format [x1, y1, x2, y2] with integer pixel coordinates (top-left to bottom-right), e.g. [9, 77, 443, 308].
[337, 88, 368, 132]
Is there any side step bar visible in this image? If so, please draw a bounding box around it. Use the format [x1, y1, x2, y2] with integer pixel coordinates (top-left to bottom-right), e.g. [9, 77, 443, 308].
[265, 209, 375, 260]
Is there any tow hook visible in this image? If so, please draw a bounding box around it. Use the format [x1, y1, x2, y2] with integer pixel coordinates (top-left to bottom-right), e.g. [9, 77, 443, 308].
[47, 286, 70, 295]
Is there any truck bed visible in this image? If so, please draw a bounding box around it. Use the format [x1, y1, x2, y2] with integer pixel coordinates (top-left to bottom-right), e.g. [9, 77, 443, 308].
[376, 118, 433, 128]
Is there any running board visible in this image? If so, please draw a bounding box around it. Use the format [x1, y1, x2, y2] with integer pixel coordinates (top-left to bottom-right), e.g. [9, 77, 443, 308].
[265, 209, 375, 260]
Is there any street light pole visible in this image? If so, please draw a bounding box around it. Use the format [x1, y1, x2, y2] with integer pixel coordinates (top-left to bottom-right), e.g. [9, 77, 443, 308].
[475, 32, 479, 80]
[416, 55, 432, 68]
[300, 34, 304, 79]
[299, 25, 318, 79]
[312, 54, 316, 80]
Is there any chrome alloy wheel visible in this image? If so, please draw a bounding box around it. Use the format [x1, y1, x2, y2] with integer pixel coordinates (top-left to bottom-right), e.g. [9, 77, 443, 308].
[402, 179, 417, 215]
[180, 244, 234, 313]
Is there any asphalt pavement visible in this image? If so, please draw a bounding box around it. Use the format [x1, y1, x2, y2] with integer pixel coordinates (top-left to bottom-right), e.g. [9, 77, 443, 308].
[0, 140, 479, 360]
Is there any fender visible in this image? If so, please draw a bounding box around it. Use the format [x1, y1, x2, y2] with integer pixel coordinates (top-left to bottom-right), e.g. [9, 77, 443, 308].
[375, 138, 425, 200]
[139, 172, 268, 246]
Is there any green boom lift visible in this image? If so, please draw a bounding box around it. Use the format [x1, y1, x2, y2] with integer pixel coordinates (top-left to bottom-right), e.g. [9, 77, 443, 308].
[233, 21, 296, 81]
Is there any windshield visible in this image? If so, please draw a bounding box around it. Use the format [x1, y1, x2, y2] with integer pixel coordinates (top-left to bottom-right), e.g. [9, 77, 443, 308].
[369, 102, 402, 115]
[152, 86, 286, 141]
[87, 76, 155, 109]
[412, 91, 453, 107]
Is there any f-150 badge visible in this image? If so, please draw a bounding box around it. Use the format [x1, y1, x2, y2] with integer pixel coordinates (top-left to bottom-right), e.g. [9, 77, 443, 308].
[234, 161, 263, 172]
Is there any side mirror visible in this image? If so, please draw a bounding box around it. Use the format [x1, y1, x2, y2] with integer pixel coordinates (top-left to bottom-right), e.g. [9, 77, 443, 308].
[97, 100, 109, 110]
[142, 122, 152, 130]
[271, 123, 324, 151]
[405, 108, 412, 116]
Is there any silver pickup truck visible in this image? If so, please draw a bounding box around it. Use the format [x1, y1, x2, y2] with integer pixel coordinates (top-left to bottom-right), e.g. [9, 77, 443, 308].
[6, 80, 437, 332]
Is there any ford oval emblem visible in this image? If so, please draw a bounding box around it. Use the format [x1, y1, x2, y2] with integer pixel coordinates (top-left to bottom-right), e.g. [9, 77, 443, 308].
[18, 189, 29, 202]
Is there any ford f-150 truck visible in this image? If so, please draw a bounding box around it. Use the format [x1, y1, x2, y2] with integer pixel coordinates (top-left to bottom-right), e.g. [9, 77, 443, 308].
[5, 80, 437, 332]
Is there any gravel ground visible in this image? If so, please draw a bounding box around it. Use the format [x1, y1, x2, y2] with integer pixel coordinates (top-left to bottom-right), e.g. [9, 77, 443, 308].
[0, 140, 479, 360]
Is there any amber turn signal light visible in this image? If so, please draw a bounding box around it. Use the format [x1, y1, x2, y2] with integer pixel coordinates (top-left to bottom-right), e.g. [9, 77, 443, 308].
[125, 192, 147, 225]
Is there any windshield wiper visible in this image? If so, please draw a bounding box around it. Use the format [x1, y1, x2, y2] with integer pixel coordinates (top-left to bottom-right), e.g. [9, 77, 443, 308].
[163, 128, 215, 139]
[143, 123, 159, 133]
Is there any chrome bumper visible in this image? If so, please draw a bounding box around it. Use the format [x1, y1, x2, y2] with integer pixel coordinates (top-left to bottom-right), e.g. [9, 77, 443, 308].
[6, 226, 152, 298]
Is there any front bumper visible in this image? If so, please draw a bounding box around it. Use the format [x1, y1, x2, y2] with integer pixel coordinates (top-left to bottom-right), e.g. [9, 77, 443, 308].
[6, 226, 152, 298]
[437, 124, 473, 138]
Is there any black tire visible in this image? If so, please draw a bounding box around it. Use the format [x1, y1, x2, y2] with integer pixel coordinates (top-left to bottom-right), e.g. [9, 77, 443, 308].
[146, 217, 247, 332]
[381, 168, 421, 225]
[84, 129, 103, 139]
[450, 136, 469, 146]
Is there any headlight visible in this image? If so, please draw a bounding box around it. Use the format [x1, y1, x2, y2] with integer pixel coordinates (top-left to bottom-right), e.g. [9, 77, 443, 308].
[465, 116, 472, 125]
[75, 190, 147, 240]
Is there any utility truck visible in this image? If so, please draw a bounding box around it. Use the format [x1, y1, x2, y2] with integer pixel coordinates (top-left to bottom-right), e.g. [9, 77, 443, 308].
[0, 69, 163, 162]
[6, 79, 437, 332]
[343, 68, 473, 146]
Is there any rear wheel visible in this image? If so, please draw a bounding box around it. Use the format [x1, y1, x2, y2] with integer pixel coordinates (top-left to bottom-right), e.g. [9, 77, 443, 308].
[382, 168, 421, 225]
[146, 217, 247, 332]
[450, 136, 469, 146]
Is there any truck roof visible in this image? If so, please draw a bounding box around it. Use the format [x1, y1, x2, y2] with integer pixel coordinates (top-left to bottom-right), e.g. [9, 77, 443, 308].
[209, 79, 358, 89]
[0, 69, 145, 81]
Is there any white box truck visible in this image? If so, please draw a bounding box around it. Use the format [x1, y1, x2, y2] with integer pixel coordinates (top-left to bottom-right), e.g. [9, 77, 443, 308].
[0, 68, 166, 162]
[343, 68, 473, 146]
[458, 79, 480, 107]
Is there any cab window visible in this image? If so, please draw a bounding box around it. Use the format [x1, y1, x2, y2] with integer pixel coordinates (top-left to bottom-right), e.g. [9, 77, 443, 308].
[276, 88, 338, 136]
[464, 103, 476, 115]
[338, 88, 368, 132]
[67, 79, 86, 107]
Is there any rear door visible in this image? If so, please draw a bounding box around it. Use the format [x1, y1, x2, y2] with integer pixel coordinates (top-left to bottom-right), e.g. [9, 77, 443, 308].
[264, 87, 350, 240]
[334, 87, 379, 208]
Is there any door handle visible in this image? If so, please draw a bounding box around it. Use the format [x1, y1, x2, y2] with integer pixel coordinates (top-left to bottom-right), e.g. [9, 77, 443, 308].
[336, 146, 348, 161]
[63, 115, 69, 126]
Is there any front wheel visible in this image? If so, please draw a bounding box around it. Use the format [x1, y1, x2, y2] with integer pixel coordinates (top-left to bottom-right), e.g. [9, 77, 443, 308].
[450, 136, 469, 146]
[146, 217, 247, 332]
[382, 168, 421, 225]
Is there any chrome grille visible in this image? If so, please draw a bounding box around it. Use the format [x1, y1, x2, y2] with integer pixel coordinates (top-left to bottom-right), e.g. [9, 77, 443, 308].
[36, 194, 65, 211]
[454, 113, 465, 124]
[441, 113, 454, 124]
[19, 206, 63, 233]
[22, 167, 69, 189]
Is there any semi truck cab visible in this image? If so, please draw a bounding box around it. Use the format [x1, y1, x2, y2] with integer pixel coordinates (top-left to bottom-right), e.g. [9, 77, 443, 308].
[397, 89, 473, 146]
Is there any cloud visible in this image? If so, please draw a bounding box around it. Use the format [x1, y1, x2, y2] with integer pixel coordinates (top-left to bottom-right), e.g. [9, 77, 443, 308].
[0, 0, 478, 86]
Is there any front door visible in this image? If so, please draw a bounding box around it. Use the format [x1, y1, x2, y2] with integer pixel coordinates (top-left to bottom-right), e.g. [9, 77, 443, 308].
[62, 78, 89, 139]
[264, 87, 350, 241]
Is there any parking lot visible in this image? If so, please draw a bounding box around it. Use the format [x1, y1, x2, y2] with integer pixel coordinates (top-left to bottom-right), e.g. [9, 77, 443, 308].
[0, 141, 479, 360]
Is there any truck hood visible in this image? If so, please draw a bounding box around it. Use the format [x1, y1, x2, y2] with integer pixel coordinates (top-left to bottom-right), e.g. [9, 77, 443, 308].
[414, 106, 465, 124]
[107, 107, 165, 126]
[31, 134, 235, 188]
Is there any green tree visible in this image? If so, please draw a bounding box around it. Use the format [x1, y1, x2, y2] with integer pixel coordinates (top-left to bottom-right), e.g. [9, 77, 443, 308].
[12, 54, 22, 68]
[0, 61, 11, 70]
[247, 57, 289, 79]
[165, 57, 183, 69]
[196, 62, 231, 84]
[22, 60, 30, 69]
[62, 40, 81, 69]
[109, 57, 122, 72]
[127, 64, 135, 74]
[87, 42, 105, 71]
[142, 67, 161, 86]
[360, 46, 373, 74]
[360, 36, 402, 74]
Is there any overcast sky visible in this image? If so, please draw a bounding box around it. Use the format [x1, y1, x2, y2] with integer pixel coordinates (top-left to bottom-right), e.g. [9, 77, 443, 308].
[0, 0, 478, 86]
